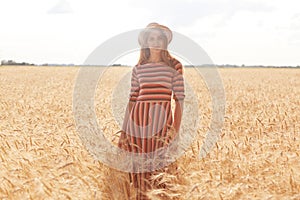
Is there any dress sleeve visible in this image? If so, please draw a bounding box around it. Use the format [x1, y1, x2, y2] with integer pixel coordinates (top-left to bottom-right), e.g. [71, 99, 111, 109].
[172, 60, 185, 101]
[129, 66, 139, 102]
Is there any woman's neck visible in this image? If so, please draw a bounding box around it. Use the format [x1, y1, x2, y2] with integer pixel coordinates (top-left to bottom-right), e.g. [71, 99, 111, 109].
[148, 51, 162, 63]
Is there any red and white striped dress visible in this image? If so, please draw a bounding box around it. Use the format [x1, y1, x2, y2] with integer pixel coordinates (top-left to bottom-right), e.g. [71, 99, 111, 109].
[118, 58, 185, 199]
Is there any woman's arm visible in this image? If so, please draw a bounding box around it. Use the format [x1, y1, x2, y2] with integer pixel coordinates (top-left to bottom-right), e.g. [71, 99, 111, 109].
[173, 100, 184, 133]
[122, 101, 135, 131]
[172, 59, 185, 133]
[122, 66, 139, 131]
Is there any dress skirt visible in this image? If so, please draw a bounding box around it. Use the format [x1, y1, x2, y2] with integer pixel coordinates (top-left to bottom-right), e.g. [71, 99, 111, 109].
[118, 100, 173, 199]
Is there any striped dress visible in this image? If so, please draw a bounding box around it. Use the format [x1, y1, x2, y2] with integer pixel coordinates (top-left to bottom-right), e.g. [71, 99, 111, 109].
[118, 59, 185, 199]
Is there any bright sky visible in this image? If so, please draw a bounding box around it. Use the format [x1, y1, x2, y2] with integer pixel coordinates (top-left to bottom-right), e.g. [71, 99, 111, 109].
[0, 0, 299, 66]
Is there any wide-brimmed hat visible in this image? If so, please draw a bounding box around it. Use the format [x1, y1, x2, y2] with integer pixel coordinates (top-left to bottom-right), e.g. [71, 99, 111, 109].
[138, 22, 173, 46]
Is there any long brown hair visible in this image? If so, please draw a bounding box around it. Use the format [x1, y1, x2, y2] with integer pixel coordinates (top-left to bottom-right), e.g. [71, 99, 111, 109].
[136, 28, 175, 68]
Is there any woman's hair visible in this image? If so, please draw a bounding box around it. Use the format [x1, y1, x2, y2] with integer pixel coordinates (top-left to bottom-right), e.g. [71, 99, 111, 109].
[136, 28, 176, 68]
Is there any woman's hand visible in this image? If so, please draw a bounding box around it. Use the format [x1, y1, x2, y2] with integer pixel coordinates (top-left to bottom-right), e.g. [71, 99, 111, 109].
[172, 122, 180, 134]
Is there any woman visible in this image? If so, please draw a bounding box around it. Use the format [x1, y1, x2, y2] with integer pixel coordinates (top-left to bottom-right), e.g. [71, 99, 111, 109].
[118, 22, 185, 200]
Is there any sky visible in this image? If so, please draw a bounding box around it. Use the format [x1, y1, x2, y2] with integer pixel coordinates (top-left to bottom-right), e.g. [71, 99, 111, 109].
[0, 0, 299, 66]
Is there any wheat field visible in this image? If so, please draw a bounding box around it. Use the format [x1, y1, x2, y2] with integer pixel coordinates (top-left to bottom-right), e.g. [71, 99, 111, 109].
[0, 66, 299, 199]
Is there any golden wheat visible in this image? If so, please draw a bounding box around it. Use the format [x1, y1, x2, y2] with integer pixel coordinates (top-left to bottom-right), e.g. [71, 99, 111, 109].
[0, 66, 299, 199]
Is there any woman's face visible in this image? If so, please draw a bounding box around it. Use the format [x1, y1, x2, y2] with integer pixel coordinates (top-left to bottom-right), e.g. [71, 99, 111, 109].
[146, 29, 166, 52]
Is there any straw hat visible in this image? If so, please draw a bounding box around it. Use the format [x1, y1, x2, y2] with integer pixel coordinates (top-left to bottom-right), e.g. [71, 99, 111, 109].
[138, 22, 173, 46]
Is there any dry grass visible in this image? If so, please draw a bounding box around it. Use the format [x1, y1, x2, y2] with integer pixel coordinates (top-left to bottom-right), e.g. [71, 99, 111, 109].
[0, 66, 299, 199]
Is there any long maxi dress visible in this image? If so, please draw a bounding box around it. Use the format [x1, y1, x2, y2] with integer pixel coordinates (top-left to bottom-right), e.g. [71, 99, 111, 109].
[118, 59, 185, 200]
